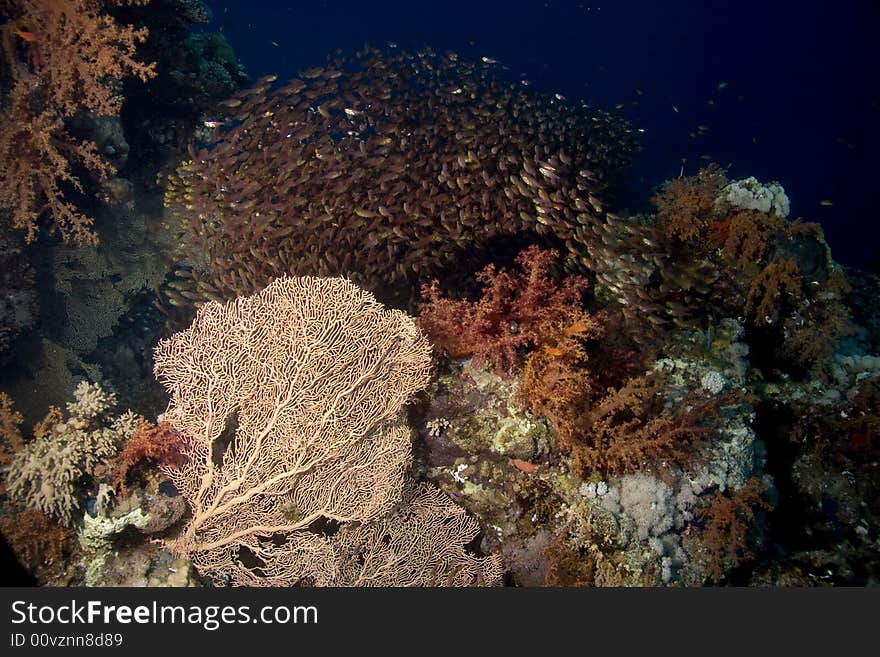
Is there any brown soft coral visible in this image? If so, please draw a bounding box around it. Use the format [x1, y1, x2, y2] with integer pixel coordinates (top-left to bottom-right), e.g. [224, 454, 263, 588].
[0, 507, 73, 582]
[717, 210, 786, 276]
[0, 392, 25, 495]
[518, 324, 602, 454]
[692, 478, 769, 583]
[419, 245, 595, 376]
[1, 0, 155, 117]
[572, 375, 721, 476]
[0, 0, 155, 244]
[0, 85, 114, 244]
[651, 163, 727, 243]
[744, 259, 803, 325]
[0, 393, 74, 582]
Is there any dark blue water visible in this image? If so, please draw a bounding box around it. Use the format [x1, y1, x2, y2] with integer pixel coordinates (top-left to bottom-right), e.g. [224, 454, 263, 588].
[208, 0, 879, 269]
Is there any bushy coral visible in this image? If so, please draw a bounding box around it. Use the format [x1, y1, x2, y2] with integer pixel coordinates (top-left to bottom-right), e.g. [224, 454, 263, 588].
[715, 210, 786, 276]
[0, 507, 74, 581]
[0, 0, 156, 243]
[4, 382, 137, 524]
[572, 374, 721, 477]
[690, 478, 769, 583]
[651, 163, 727, 242]
[0, 390, 25, 503]
[111, 418, 186, 493]
[518, 344, 597, 453]
[743, 259, 803, 324]
[419, 246, 598, 376]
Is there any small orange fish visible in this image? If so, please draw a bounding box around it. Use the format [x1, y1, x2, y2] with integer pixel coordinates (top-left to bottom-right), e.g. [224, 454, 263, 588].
[14, 29, 37, 42]
[511, 458, 539, 474]
[819, 199, 834, 207]
[564, 322, 590, 334]
[543, 346, 564, 357]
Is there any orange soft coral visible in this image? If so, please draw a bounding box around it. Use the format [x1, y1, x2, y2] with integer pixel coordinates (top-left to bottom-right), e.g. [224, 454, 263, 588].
[0, 84, 114, 244]
[0, 392, 26, 496]
[650, 163, 727, 243]
[744, 259, 803, 325]
[717, 210, 785, 275]
[0, 0, 155, 244]
[518, 323, 603, 453]
[692, 478, 769, 583]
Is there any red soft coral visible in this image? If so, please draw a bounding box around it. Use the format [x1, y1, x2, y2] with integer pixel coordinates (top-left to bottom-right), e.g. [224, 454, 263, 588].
[419, 245, 593, 376]
[111, 418, 186, 493]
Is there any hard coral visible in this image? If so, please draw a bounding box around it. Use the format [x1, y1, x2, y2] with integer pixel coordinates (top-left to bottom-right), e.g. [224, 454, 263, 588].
[4, 382, 137, 524]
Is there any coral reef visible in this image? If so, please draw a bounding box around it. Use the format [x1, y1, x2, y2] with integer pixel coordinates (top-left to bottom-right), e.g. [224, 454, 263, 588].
[589, 166, 851, 379]
[154, 276, 501, 586]
[1, 385, 197, 586]
[423, 360, 555, 462]
[0, 4, 875, 589]
[415, 282, 780, 586]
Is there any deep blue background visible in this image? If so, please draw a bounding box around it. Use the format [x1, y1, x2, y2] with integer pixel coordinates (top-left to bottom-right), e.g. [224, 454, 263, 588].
[206, 0, 879, 269]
